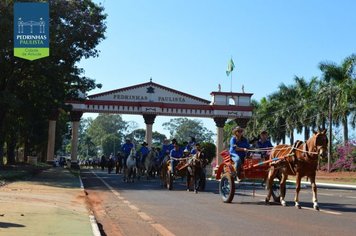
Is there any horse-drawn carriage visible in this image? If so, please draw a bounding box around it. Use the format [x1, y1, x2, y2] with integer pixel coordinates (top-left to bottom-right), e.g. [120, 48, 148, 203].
[216, 129, 329, 210]
[216, 150, 281, 203]
[162, 153, 206, 192]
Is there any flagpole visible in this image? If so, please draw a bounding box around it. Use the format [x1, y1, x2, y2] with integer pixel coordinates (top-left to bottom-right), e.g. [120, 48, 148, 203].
[230, 72, 232, 92]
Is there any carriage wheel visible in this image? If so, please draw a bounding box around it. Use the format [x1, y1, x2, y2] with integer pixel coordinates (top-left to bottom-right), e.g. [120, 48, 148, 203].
[271, 173, 282, 202]
[219, 173, 235, 203]
[167, 170, 173, 190]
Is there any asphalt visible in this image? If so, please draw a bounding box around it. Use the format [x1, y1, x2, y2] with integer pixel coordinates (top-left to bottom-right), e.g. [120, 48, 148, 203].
[0, 167, 355, 236]
[0, 167, 99, 236]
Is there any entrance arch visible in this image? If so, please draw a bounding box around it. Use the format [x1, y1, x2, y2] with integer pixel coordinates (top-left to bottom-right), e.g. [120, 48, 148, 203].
[49, 80, 254, 170]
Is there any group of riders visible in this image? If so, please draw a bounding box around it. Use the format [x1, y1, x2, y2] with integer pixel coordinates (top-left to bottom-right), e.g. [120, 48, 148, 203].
[98, 136, 207, 176]
[96, 126, 274, 179]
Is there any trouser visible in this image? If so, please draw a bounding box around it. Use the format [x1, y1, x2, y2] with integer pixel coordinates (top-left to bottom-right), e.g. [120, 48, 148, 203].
[170, 159, 178, 173]
[230, 153, 243, 174]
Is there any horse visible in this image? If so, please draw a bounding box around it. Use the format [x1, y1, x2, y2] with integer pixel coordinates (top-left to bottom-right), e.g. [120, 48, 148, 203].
[186, 152, 204, 193]
[115, 152, 124, 174]
[124, 149, 137, 183]
[265, 129, 328, 210]
[160, 152, 170, 187]
[144, 148, 159, 180]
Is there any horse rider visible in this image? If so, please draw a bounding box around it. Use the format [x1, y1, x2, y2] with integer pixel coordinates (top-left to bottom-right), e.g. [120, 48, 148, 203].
[107, 153, 115, 174]
[138, 141, 150, 166]
[170, 142, 182, 173]
[100, 154, 107, 170]
[121, 139, 134, 168]
[257, 130, 273, 159]
[229, 126, 250, 178]
[186, 136, 196, 152]
[190, 142, 205, 160]
[190, 142, 200, 155]
[183, 148, 191, 158]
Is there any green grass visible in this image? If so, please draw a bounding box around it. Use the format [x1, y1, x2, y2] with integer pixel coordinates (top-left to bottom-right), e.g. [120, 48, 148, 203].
[0, 163, 51, 183]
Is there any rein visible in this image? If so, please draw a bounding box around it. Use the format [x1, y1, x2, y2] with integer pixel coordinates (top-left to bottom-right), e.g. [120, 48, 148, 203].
[292, 147, 318, 155]
[248, 146, 318, 155]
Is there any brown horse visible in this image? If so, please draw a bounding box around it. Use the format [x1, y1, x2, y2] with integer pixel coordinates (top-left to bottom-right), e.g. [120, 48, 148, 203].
[186, 152, 204, 193]
[265, 129, 328, 210]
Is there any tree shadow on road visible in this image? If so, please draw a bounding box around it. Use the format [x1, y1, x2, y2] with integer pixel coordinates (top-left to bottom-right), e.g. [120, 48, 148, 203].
[0, 221, 25, 228]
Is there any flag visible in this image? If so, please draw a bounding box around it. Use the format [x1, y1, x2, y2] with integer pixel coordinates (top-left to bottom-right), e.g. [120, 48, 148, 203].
[226, 58, 235, 76]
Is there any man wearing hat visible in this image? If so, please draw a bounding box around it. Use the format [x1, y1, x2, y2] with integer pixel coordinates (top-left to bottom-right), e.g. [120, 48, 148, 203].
[229, 126, 250, 178]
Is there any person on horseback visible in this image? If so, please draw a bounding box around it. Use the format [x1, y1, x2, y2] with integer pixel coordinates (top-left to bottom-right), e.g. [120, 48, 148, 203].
[100, 154, 107, 170]
[186, 136, 196, 152]
[191, 143, 206, 163]
[170, 142, 182, 173]
[138, 141, 149, 167]
[107, 153, 115, 174]
[121, 139, 134, 168]
[229, 126, 250, 178]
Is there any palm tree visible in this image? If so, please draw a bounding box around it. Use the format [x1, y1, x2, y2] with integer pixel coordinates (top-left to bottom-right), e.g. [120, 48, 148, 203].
[319, 54, 356, 143]
[294, 76, 320, 141]
[350, 80, 356, 129]
[272, 83, 301, 144]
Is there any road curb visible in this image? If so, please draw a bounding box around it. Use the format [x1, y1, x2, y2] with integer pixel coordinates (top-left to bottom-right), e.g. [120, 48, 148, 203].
[79, 176, 101, 236]
[296, 180, 356, 190]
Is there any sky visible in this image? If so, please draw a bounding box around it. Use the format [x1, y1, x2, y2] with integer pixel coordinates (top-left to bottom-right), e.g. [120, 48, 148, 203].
[79, 0, 356, 141]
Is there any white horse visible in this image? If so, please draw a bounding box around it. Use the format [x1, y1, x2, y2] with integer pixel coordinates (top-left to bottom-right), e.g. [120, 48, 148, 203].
[124, 148, 137, 182]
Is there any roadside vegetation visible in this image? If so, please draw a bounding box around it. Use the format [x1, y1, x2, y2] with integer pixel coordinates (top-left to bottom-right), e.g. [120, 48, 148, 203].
[0, 163, 51, 185]
[240, 54, 356, 172]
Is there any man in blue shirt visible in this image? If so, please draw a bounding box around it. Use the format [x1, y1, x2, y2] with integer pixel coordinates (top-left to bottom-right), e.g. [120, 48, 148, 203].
[186, 136, 196, 152]
[139, 141, 150, 166]
[170, 142, 182, 173]
[121, 139, 134, 168]
[160, 139, 175, 161]
[229, 126, 250, 177]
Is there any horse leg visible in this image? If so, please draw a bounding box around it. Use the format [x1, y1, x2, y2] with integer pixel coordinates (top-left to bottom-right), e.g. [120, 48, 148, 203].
[265, 168, 276, 204]
[280, 173, 287, 207]
[123, 167, 127, 182]
[294, 174, 301, 209]
[310, 174, 319, 210]
[194, 168, 200, 194]
[186, 168, 191, 191]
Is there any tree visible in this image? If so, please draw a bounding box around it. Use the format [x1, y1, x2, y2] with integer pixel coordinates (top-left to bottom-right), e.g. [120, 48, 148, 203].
[162, 118, 214, 144]
[152, 132, 167, 146]
[86, 114, 127, 153]
[126, 128, 167, 147]
[200, 142, 216, 164]
[294, 76, 320, 141]
[0, 0, 107, 164]
[319, 54, 356, 143]
[126, 129, 145, 146]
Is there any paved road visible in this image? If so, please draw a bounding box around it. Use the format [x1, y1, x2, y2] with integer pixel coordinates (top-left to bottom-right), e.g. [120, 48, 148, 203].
[81, 168, 356, 236]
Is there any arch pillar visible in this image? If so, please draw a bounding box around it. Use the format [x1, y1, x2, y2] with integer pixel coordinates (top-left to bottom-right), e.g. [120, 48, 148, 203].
[143, 114, 156, 148]
[46, 109, 59, 165]
[213, 117, 227, 175]
[70, 111, 83, 169]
